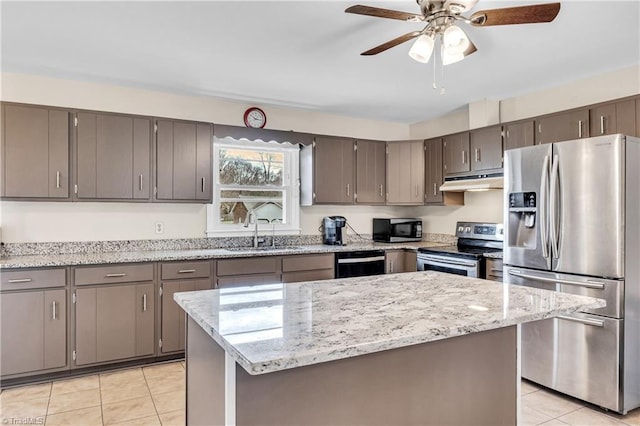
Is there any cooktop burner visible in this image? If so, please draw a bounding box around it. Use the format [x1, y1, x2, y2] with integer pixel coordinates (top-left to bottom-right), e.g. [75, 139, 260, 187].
[418, 222, 504, 260]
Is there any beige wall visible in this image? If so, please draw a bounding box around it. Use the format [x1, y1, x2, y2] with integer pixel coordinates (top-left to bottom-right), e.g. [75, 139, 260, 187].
[1, 66, 637, 243]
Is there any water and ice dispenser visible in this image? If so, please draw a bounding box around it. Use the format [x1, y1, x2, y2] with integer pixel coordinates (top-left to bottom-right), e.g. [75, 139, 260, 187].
[507, 192, 538, 248]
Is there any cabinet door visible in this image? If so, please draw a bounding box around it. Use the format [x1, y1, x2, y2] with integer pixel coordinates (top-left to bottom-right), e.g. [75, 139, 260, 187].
[1, 291, 45, 375]
[386, 140, 424, 205]
[424, 138, 443, 204]
[590, 100, 636, 137]
[313, 136, 354, 204]
[44, 289, 67, 370]
[536, 109, 589, 144]
[443, 132, 470, 175]
[2, 104, 69, 198]
[76, 113, 151, 199]
[156, 120, 212, 202]
[161, 279, 211, 353]
[504, 121, 535, 151]
[217, 273, 280, 289]
[135, 283, 155, 357]
[470, 126, 503, 171]
[637, 99, 640, 137]
[385, 250, 405, 274]
[355, 139, 385, 204]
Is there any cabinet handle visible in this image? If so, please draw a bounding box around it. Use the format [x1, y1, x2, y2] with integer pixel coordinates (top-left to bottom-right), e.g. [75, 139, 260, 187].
[346, 183, 350, 198]
[143, 294, 147, 312]
[433, 183, 437, 196]
[390, 260, 394, 274]
[139, 174, 143, 191]
[178, 269, 196, 274]
[7, 278, 32, 283]
[475, 148, 481, 162]
[490, 268, 503, 273]
[201, 177, 206, 193]
[379, 184, 383, 198]
[52, 301, 57, 320]
[105, 273, 127, 278]
[56, 171, 61, 189]
[578, 120, 583, 138]
[461, 150, 466, 164]
[600, 116, 605, 134]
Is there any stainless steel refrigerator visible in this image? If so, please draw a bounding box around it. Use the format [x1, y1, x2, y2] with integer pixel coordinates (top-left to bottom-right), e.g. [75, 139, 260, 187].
[503, 134, 640, 414]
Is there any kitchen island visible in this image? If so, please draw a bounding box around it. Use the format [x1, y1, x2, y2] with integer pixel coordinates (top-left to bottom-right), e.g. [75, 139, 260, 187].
[175, 271, 604, 426]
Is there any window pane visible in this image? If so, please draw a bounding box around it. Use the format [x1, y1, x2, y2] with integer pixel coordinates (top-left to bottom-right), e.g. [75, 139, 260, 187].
[219, 198, 284, 224]
[219, 149, 283, 186]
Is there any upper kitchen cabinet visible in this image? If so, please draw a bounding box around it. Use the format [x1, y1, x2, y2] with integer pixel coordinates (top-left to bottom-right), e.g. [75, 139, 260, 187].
[535, 108, 589, 144]
[424, 138, 463, 206]
[386, 140, 424, 205]
[503, 120, 535, 151]
[155, 119, 213, 203]
[469, 125, 503, 172]
[443, 132, 470, 175]
[355, 139, 385, 205]
[312, 136, 355, 204]
[590, 99, 637, 137]
[75, 112, 152, 200]
[1, 103, 70, 199]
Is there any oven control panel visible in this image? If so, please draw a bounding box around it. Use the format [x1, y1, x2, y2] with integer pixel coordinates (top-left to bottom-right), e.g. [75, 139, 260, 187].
[455, 222, 504, 241]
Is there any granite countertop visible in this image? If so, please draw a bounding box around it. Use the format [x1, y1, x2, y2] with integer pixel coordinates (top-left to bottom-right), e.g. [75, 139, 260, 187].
[0, 241, 446, 269]
[484, 251, 504, 259]
[174, 271, 604, 375]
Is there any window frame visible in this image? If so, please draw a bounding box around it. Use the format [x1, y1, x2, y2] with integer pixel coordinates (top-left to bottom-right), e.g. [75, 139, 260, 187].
[206, 136, 300, 237]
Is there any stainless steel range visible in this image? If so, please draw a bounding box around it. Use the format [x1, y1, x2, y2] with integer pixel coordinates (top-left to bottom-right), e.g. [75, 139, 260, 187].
[417, 222, 503, 278]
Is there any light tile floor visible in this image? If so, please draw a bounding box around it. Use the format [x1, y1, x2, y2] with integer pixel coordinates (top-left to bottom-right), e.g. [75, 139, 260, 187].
[1, 361, 639, 425]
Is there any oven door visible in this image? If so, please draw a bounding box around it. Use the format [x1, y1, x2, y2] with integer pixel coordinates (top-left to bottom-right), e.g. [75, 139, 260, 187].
[417, 254, 480, 278]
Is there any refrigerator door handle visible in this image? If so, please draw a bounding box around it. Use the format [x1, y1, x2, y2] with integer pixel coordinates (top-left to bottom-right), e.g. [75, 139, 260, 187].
[540, 155, 550, 259]
[549, 154, 560, 259]
[507, 270, 605, 289]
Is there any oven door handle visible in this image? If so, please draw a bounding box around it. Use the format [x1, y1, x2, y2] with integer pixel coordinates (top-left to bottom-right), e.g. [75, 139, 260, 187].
[337, 256, 385, 264]
[419, 255, 477, 268]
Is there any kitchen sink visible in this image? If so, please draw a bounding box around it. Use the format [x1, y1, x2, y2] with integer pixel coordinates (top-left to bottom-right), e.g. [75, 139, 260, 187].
[222, 246, 305, 252]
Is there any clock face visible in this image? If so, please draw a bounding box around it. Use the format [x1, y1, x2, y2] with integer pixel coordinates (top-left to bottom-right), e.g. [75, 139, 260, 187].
[244, 108, 266, 128]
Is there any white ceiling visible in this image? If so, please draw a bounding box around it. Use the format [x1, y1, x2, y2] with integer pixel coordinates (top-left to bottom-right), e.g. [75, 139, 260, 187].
[1, 1, 639, 124]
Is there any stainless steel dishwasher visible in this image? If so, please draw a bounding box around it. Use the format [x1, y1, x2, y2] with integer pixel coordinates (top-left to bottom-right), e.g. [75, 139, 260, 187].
[334, 250, 386, 278]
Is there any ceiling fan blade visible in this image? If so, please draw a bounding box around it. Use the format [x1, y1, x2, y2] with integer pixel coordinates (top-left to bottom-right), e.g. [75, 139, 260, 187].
[345, 5, 423, 22]
[361, 31, 422, 56]
[470, 2, 560, 26]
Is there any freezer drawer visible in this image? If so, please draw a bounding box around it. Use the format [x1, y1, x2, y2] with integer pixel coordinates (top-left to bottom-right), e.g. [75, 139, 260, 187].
[522, 313, 622, 412]
[504, 266, 623, 318]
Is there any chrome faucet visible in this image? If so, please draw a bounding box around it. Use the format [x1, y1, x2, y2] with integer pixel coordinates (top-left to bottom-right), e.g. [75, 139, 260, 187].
[243, 210, 260, 248]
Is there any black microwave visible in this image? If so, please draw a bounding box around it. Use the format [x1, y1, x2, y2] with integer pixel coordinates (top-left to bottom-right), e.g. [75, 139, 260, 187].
[373, 218, 423, 243]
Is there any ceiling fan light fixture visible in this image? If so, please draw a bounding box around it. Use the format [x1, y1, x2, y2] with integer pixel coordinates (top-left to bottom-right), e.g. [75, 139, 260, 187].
[408, 34, 435, 63]
[441, 45, 465, 65]
[442, 25, 470, 55]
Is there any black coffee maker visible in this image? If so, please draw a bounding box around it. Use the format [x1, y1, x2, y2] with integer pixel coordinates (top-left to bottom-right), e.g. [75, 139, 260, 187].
[322, 216, 347, 245]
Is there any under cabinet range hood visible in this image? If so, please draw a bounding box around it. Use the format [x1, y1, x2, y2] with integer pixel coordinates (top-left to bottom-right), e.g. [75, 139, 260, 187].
[439, 173, 503, 192]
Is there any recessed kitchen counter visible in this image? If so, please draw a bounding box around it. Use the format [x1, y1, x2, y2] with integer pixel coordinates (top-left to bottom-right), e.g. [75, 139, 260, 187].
[0, 241, 447, 269]
[174, 271, 604, 376]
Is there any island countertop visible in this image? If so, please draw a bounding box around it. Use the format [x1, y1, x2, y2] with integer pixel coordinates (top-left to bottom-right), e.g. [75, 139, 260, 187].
[174, 271, 604, 375]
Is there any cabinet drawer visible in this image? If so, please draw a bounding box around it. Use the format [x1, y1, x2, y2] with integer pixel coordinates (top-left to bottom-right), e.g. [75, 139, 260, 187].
[282, 269, 334, 283]
[282, 254, 334, 272]
[486, 259, 503, 277]
[74, 264, 154, 286]
[217, 257, 278, 277]
[161, 261, 211, 280]
[1, 268, 66, 291]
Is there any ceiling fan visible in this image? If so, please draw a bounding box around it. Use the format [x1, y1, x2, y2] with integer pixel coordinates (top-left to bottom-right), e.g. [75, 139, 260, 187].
[345, 1, 561, 65]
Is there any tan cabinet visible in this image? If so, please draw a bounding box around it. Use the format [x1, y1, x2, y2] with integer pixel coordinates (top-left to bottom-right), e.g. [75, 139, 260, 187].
[216, 257, 280, 288]
[75, 112, 151, 200]
[1, 269, 67, 378]
[535, 109, 589, 144]
[1, 103, 70, 199]
[469, 126, 503, 171]
[443, 132, 470, 175]
[386, 140, 424, 205]
[424, 138, 463, 206]
[160, 261, 213, 353]
[312, 136, 355, 204]
[385, 250, 417, 274]
[73, 264, 155, 366]
[355, 139, 386, 205]
[504, 121, 535, 151]
[590, 99, 636, 137]
[155, 119, 212, 202]
[281, 253, 334, 283]
[485, 258, 503, 282]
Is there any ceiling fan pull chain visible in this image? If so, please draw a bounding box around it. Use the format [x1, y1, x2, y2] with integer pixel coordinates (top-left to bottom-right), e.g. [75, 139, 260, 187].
[440, 44, 446, 95]
[432, 51, 437, 89]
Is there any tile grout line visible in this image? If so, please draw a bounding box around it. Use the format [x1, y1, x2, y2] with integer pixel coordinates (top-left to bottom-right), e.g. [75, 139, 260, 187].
[98, 374, 105, 426]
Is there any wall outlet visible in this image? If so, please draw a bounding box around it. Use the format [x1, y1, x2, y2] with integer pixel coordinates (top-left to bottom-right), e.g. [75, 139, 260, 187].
[155, 222, 164, 234]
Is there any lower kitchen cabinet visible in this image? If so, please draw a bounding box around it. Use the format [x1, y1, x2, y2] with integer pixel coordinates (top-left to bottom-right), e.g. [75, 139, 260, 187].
[485, 258, 503, 282]
[1, 268, 67, 378]
[216, 257, 280, 288]
[73, 264, 155, 366]
[160, 260, 213, 353]
[385, 250, 417, 274]
[281, 253, 334, 282]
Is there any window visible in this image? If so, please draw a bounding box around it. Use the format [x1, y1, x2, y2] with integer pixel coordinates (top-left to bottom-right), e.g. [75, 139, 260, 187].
[206, 137, 300, 236]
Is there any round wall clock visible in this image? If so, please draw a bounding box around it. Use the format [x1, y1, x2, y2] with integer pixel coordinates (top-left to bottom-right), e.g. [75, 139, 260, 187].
[243, 107, 267, 129]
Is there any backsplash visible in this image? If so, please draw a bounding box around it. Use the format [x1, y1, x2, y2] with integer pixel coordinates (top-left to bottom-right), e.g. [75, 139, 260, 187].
[1, 233, 456, 257]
